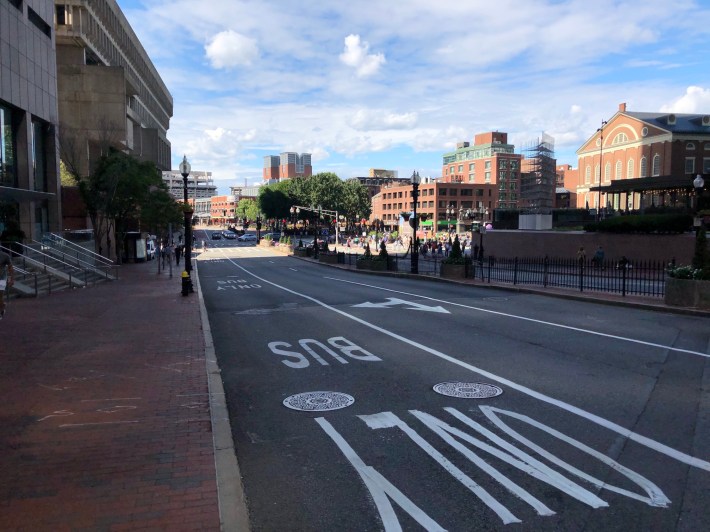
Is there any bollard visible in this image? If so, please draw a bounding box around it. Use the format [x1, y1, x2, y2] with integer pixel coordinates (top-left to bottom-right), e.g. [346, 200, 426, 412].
[181, 270, 190, 296]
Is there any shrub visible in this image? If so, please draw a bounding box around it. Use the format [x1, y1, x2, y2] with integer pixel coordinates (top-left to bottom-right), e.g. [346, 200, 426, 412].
[443, 235, 468, 264]
[378, 239, 388, 260]
[584, 214, 693, 234]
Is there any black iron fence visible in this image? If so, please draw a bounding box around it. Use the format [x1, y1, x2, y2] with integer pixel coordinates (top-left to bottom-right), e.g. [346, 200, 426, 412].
[331, 249, 669, 298]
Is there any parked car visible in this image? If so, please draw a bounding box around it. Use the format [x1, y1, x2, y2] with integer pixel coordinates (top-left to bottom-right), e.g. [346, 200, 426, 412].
[211, 232, 222, 240]
[263, 232, 282, 241]
[223, 231, 237, 239]
[237, 234, 257, 242]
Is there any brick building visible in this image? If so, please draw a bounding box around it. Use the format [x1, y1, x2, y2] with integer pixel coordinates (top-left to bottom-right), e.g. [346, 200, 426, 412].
[576, 103, 710, 212]
[210, 195, 236, 226]
[441, 132, 523, 210]
[262, 152, 312, 183]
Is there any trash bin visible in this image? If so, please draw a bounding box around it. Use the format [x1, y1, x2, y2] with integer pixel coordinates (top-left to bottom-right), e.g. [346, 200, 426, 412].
[181, 271, 190, 296]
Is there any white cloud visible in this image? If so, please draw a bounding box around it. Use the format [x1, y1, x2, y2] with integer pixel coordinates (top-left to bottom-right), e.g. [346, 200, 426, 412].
[660, 86, 710, 113]
[205, 30, 259, 69]
[339, 34, 386, 78]
[351, 109, 418, 130]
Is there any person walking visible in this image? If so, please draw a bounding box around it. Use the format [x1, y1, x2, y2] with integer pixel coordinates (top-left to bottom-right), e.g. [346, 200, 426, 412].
[0, 248, 15, 319]
[175, 244, 182, 265]
[592, 245, 605, 269]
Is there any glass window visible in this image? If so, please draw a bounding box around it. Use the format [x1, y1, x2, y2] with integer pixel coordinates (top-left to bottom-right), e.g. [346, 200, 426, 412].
[484, 171, 491, 183]
[457, 165, 463, 172]
[640, 156, 647, 177]
[594, 164, 600, 183]
[468, 173, 474, 182]
[449, 189, 457, 196]
[32, 121, 48, 192]
[615, 161, 622, 181]
[652, 154, 661, 176]
[585, 165, 591, 184]
[468, 163, 474, 171]
[627, 159, 634, 179]
[685, 157, 695, 174]
[704, 158, 710, 173]
[0, 104, 17, 187]
[485, 160, 491, 169]
[604, 162, 611, 182]
[687, 142, 696, 150]
[439, 188, 447, 195]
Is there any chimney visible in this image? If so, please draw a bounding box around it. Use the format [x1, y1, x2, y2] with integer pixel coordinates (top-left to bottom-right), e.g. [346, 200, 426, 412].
[619, 102, 627, 112]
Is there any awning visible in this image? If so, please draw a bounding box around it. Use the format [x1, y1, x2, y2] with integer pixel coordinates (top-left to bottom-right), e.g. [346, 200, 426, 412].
[419, 220, 433, 226]
[589, 175, 699, 194]
[0, 186, 55, 202]
[437, 219, 458, 226]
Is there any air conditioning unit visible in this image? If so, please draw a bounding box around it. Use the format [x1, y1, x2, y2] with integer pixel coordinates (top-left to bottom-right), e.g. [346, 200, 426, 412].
[702, 115, 710, 126]
[667, 114, 676, 125]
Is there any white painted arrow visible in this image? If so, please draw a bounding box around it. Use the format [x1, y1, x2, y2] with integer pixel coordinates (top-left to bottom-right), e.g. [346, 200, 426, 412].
[352, 297, 449, 313]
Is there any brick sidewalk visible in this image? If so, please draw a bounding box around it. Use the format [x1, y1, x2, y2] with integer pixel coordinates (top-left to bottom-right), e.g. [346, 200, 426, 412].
[0, 260, 221, 531]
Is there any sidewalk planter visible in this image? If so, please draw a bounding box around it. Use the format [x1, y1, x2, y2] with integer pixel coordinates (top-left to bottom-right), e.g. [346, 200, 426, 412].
[356, 259, 387, 271]
[293, 247, 310, 257]
[664, 278, 710, 309]
[318, 253, 339, 264]
[440, 263, 466, 279]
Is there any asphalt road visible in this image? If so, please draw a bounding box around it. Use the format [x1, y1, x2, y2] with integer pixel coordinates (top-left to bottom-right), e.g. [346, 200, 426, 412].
[197, 238, 710, 531]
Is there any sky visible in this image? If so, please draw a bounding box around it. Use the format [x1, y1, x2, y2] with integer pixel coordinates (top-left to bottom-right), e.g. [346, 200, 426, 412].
[119, 0, 710, 195]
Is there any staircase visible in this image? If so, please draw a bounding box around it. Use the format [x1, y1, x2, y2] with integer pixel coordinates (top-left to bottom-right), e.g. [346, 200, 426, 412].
[3, 234, 118, 298]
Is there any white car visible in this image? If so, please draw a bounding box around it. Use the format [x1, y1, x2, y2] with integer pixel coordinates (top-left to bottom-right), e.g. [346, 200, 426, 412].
[237, 234, 257, 242]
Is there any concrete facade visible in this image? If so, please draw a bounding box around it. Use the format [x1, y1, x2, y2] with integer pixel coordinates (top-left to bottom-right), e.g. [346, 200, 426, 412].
[0, 0, 62, 241]
[262, 152, 312, 183]
[54, 0, 172, 178]
[162, 170, 216, 201]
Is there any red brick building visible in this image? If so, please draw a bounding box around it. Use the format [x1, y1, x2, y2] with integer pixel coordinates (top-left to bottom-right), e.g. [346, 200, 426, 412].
[576, 103, 710, 212]
[441, 132, 523, 210]
[262, 152, 312, 183]
[209, 195, 236, 225]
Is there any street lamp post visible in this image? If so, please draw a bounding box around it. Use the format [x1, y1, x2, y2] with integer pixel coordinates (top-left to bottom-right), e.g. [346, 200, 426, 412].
[179, 155, 193, 294]
[694, 174, 705, 233]
[596, 120, 608, 221]
[446, 204, 455, 233]
[411, 170, 421, 274]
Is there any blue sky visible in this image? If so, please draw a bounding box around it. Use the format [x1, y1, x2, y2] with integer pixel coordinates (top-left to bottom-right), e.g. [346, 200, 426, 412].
[119, 0, 710, 194]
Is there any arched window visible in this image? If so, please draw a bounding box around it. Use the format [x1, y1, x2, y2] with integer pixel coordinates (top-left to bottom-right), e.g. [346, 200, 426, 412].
[687, 142, 696, 150]
[612, 133, 628, 145]
[640, 156, 648, 177]
[627, 158, 634, 179]
[652, 154, 661, 176]
[615, 161, 622, 180]
[594, 164, 600, 183]
[585, 165, 591, 184]
[604, 162, 611, 182]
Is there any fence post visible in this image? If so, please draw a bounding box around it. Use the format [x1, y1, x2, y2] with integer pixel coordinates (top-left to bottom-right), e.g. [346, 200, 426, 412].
[513, 257, 519, 285]
[621, 258, 628, 297]
[543, 256, 549, 288]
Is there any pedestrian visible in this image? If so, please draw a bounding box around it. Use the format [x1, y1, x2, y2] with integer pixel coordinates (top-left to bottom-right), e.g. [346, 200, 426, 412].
[0, 248, 15, 319]
[592, 245, 604, 269]
[577, 246, 586, 265]
[175, 244, 182, 265]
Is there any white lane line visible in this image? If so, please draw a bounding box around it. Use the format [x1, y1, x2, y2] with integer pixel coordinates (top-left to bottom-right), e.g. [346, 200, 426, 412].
[216, 251, 710, 472]
[324, 276, 709, 359]
[289, 268, 298, 272]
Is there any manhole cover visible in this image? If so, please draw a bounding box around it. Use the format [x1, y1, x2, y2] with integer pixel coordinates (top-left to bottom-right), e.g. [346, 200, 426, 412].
[433, 382, 503, 399]
[283, 391, 355, 412]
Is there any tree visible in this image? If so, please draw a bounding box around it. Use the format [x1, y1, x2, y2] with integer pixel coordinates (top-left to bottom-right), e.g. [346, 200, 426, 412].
[258, 183, 290, 220]
[341, 178, 372, 225]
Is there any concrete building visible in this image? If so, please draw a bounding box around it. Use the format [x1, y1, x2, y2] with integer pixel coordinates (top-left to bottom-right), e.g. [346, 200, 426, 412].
[262, 152, 311, 183]
[355, 174, 411, 199]
[229, 184, 260, 201]
[54, 0, 172, 178]
[162, 170, 216, 201]
[577, 102, 710, 212]
[0, 0, 61, 241]
[369, 168, 398, 178]
[442, 132, 523, 210]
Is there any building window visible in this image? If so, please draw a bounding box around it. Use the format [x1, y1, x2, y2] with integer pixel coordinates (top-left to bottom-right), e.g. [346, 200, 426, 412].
[687, 142, 696, 150]
[685, 157, 695, 174]
[510, 160, 519, 170]
[604, 162, 611, 182]
[28, 7, 52, 38]
[499, 170, 506, 178]
[8, 0, 22, 10]
[484, 171, 491, 183]
[468, 173, 474, 182]
[627, 158, 634, 179]
[594, 164, 600, 183]
[457, 165, 463, 172]
[652, 154, 661, 176]
[32, 121, 47, 192]
[468, 163, 474, 171]
[640, 156, 648, 177]
[55, 5, 73, 25]
[585, 165, 591, 184]
[0, 104, 17, 187]
[704, 158, 710, 173]
[615, 161, 622, 181]
[449, 189, 457, 196]
[485, 160, 491, 169]
[439, 188, 447, 196]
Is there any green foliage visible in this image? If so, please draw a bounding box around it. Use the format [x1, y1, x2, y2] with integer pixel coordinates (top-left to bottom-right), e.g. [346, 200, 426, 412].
[584, 214, 693, 234]
[236, 198, 259, 221]
[379, 239, 388, 259]
[360, 242, 373, 259]
[443, 235, 468, 264]
[258, 186, 289, 219]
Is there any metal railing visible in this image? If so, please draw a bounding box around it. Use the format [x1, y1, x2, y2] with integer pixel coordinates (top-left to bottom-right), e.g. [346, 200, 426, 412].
[321, 247, 669, 298]
[41, 232, 115, 267]
[33, 239, 118, 280]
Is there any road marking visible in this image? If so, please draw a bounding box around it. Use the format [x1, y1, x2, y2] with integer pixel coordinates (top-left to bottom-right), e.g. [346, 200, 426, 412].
[289, 268, 298, 271]
[216, 251, 710, 472]
[353, 297, 449, 313]
[327, 276, 710, 359]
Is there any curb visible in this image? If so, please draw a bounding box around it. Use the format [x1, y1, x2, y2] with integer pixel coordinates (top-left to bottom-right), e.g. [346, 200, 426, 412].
[195, 262, 251, 531]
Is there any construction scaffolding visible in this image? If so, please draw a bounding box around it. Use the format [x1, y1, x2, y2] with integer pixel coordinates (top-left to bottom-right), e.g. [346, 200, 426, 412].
[520, 133, 556, 212]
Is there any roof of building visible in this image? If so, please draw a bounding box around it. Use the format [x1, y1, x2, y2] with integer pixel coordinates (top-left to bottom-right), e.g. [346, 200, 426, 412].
[589, 174, 699, 193]
[624, 112, 710, 134]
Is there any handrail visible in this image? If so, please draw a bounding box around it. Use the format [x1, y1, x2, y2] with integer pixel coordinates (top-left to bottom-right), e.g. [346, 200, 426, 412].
[42, 232, 115, 266]
[1, 243, 90, 289]
[32, 239, 116, 280]
[6, 242, 85, 273]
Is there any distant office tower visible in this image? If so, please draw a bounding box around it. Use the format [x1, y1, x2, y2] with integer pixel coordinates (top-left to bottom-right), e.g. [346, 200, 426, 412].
[263, 152, 312, 183]
[162, 171, 216, 201]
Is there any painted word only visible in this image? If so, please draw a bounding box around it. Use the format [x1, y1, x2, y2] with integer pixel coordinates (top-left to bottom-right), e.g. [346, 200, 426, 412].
[268, 336, 382, 368]
[217, 279, 261, 290]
